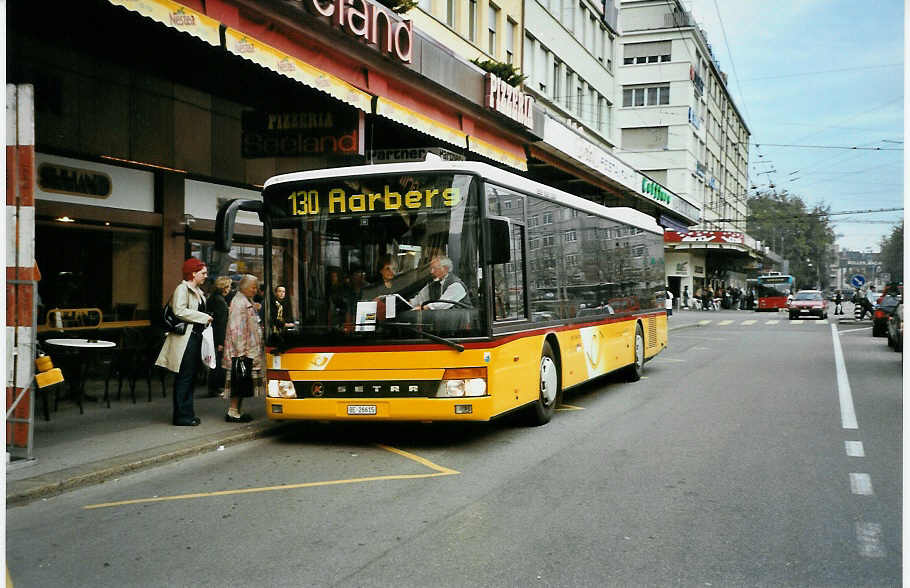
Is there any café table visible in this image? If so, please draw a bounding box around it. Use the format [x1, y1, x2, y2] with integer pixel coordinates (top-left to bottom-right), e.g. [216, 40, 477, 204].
[44, 338, 117, 413]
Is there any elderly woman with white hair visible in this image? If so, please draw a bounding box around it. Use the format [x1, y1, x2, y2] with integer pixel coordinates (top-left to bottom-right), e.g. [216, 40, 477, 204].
[222, 274, 263, 422]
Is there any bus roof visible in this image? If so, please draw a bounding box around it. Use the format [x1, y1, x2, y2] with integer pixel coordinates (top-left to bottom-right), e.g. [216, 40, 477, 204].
[263, 160, 663, 236]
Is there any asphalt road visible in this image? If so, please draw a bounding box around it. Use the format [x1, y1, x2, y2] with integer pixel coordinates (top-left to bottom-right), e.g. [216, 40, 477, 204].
[7, 313, 902, 586]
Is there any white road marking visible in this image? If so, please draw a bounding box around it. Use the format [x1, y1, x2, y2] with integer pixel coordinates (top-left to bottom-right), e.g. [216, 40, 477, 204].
[790, 320, 804, 325]
[819, 320, 829, 325]
[691, 346, 712, 350]
[845, 441, 865, 457]
[856, 522, 887, 558]
[765, 320, 779, 325]
[741, 320, 757, 325]
[697, 320, 712, 326]
[718, 320, 734, 325]
[849, 473, 874, 495]
[830, 323, 859, 429]
[839, 326, 873, 334]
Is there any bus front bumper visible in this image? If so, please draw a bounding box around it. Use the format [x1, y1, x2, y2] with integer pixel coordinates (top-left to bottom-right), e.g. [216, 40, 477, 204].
[265, 396, 496, 422]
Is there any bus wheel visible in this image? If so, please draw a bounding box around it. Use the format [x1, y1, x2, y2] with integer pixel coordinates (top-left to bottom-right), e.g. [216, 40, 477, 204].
[624, 324, 644, 382]
[529, 342, 560, 426]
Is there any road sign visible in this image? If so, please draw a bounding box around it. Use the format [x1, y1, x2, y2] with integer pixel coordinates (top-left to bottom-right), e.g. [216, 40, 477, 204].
[850, 274, 866, 288]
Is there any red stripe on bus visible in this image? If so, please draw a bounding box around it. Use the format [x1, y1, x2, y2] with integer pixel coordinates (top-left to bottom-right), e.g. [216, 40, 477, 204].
[270, 312, 664, 354]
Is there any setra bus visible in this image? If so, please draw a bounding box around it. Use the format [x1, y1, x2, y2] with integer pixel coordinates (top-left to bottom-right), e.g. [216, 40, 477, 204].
[754, 272, 795, 311]
[215, 160, 667, 425]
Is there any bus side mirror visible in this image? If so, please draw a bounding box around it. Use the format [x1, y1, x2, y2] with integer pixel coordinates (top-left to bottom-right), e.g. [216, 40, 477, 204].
[215, 199, 264, 252]
[487, 217, 510, 265]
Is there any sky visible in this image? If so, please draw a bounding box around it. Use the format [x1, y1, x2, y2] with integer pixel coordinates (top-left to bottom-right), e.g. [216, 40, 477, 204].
[681, 0, 904, 253]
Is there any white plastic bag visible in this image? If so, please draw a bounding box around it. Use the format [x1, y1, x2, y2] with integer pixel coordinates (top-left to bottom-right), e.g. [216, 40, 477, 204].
[200, 325, 216, 369]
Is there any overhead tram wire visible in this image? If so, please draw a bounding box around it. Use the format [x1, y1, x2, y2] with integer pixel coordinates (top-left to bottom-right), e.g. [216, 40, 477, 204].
[706, 206, 904, 225]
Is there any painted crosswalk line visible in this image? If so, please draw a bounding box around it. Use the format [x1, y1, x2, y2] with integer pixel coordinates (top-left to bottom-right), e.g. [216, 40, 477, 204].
[741, 320, 756, 325]
[790, 320, 804, 325]
[765, 320, 779, 325]
[718, 320, 734, 325]
[698, 320, 712, 326]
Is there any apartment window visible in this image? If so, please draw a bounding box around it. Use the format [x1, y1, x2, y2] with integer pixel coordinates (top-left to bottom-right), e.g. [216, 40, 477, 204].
[506, 18, 516, 64]
[446, 0, 455, 27]
[537, 46, 549, 94]
[529, 215, 539, 227]
[565, 230, 577, 242]
[565, 69, 573, 109]
[543, 235, 555, 248]
[622, 85, 669, 107]
[543, 212, 553, 224]
[553, 60, 562, 104]
[468, 0, 477, 42]
[419, 0, 431, 10]
[597, 96, 605, 131]
[623, 41, 672, 65]
[577, 85, 584, 116]
[567, 254, 578, 266]
[524, 34, 535, 81]
[488, 3, 499, 55]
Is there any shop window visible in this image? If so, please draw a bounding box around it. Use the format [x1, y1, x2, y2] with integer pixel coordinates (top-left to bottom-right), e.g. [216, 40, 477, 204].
[36, 223, 155, 324]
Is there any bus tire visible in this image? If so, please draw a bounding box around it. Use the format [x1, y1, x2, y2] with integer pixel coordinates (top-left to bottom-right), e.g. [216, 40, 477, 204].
[623, 323, 644, 382]
[528, 341, 560, 426]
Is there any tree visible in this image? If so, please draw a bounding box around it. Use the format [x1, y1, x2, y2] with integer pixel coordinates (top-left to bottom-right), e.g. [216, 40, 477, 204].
[470, 58, 527, 87]
[879, 222, 903, 283]
[376, 0, 418, 13]
[746, 191, 836, 290]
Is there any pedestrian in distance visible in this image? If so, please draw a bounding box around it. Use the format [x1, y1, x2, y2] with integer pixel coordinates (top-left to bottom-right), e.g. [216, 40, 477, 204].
[682, 285, 690, 309]
[222, 274, 263, 423]
[156, 258, 212, 427]
[207, 276, 231, 397]
[665, 287, 673, 317]
[834, 290, 844, 315]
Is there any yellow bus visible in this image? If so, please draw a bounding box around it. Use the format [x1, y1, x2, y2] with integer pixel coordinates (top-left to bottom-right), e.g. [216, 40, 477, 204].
[215, 160, 667, 425]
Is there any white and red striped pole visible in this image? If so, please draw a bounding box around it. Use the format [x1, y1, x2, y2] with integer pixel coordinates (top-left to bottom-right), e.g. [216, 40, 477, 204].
[6, 84, 37, 459]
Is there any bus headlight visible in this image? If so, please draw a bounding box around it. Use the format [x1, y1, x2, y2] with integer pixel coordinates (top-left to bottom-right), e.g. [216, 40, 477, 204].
[268, 380, 297, 398]
[436, 368, 487, 398]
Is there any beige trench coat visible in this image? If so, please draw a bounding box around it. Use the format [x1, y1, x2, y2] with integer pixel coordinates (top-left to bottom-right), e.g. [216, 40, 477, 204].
[155, 281, 210, 373]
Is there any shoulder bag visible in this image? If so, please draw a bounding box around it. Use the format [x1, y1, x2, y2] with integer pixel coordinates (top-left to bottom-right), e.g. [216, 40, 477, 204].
[163, 303, 188, 335]
[231, 356, 255, 397]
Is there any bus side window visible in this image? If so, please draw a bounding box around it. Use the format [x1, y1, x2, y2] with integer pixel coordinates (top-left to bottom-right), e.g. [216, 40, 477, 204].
[493, 223, 526, 321]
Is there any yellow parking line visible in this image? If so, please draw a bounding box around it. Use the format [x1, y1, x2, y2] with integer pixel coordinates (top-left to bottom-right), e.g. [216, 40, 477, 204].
[84, 445, 459, 510]
[556, 404, 585, 411]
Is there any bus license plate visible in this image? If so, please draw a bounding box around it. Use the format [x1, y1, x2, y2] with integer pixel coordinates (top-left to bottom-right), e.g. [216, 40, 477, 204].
[347, 405, 377, 416]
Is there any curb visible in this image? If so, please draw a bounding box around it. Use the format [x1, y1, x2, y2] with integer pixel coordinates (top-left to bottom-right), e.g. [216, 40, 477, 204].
[7, 421, 294, 507]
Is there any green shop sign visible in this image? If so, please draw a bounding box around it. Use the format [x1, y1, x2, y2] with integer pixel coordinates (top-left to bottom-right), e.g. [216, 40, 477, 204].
[641, 178, 671, 204]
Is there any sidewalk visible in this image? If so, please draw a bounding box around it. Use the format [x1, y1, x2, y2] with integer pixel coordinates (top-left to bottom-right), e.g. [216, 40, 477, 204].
[6, 377, 290, 506]
[4, 308, 821, 506]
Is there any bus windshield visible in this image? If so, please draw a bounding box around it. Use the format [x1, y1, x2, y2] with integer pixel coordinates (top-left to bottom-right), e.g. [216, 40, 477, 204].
[263, 172, 484, 344]
[756, 277, 792, 298]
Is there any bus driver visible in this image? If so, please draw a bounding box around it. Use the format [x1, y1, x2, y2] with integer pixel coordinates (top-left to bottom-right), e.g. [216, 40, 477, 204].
[409, 256, 469, 310]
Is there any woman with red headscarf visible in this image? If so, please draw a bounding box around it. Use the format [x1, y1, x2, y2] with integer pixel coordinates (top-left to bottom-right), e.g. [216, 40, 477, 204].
[156, 258, 212, 426]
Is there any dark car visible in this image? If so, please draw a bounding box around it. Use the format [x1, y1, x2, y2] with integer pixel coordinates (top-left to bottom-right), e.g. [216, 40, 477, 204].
[887, 303, 902, 351]
[788, 290, 828, 320]
[872, 294, 900, 337]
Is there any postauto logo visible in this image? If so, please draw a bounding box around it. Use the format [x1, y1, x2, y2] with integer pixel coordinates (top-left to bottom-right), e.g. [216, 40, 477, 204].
[641, 178, 671, 204]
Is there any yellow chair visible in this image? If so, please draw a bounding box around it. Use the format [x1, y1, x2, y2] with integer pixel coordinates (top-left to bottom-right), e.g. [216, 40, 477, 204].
[34, 355, 65, 421]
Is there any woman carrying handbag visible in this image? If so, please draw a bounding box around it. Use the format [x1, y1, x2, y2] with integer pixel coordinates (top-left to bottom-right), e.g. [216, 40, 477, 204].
[222, 274, 263, 422]
[156, 258, 212, 426]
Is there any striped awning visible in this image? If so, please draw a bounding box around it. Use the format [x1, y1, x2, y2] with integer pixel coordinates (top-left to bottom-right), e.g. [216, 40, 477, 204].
[107, 0, 220, 46]
[467, 136, 527, 172]
[375, 97, 467, 149]
[224, 28, 373, 113]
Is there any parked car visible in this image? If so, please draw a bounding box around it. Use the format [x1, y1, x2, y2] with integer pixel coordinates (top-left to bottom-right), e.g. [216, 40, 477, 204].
[788, 290, 828, 320]
[872, 294, 900, 337]
[887, 303, 902, 351]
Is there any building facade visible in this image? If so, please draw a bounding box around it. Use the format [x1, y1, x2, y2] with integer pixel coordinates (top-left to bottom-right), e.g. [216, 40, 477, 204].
[616, 0, 767, 300]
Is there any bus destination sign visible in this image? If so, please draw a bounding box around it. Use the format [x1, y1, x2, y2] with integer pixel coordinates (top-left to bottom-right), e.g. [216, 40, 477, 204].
[286, 185, 462, 216]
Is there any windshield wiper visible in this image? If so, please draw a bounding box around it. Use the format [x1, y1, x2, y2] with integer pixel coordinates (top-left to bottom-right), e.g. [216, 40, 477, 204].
[376, 322, 465, 352]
